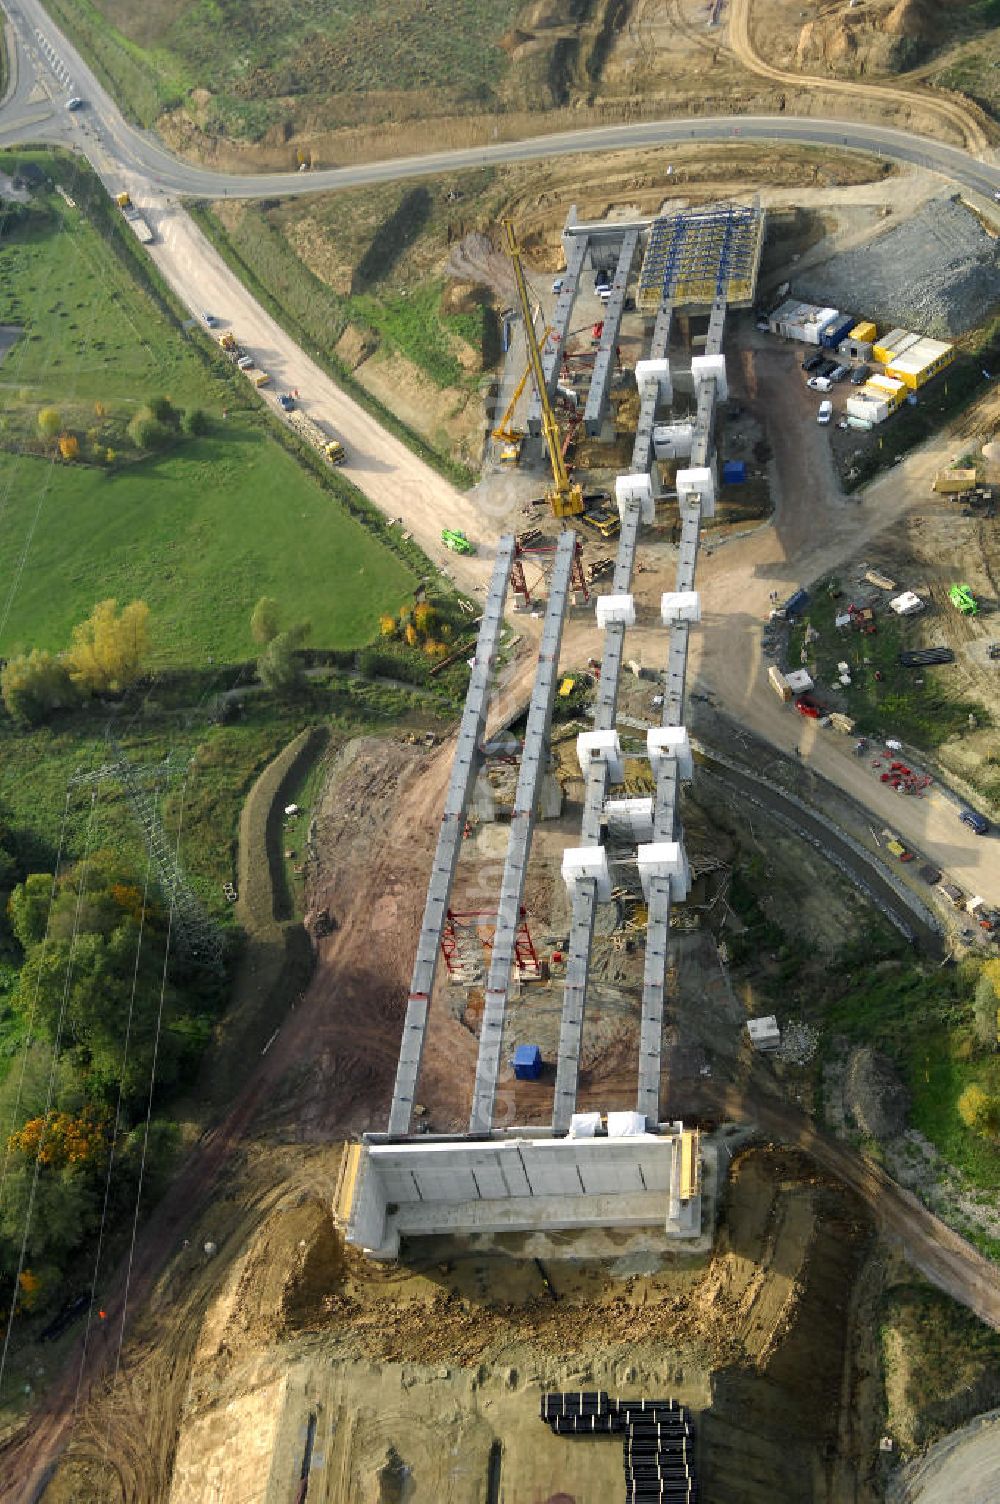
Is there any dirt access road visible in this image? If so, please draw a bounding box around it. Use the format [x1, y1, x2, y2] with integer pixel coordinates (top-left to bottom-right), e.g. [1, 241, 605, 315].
[136, 198, 497, 583]
[727, 0, 991, 155]
[889, 1407, 1000, 1502]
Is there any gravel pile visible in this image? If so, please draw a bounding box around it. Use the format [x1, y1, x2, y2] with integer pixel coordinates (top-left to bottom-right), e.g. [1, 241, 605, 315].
[777, 1019, 819, 1066]
[845, 1046, 908, 1140]
[792, 198, 1000, 338]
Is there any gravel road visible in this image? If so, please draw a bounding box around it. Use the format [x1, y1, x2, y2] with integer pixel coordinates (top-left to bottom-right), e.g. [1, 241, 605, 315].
[888, 1408, 1000, 1503]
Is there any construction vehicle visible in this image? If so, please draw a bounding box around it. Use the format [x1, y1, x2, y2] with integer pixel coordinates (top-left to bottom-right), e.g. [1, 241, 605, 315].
[287, 409, 346, 465]
[114, 191, 154, 244]
[442, 528, 474, 556]
[502, 218, 583, 519]
[249, 369, 271, 388]
[578, 503, 620, 540]
[492, 325, 553, 467]
[949, 583, 979, 616]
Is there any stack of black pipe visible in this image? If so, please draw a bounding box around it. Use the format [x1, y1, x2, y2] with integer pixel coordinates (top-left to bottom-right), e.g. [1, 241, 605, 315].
[539, 1391, 697, 1503]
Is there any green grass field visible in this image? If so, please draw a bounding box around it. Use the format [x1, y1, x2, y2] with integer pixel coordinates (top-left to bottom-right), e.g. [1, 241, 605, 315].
[0, 157, 415, 664]
[0, 435, 415, 663]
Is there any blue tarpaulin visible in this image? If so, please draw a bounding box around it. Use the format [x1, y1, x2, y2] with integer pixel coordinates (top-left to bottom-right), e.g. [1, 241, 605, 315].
[722, 460, 747, 484]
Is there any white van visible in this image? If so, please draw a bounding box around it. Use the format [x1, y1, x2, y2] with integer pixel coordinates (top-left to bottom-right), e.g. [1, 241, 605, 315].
[817, 400, 833, 425]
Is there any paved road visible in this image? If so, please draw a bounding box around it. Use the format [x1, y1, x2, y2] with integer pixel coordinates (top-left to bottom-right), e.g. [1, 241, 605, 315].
[0, 0, 998, 201]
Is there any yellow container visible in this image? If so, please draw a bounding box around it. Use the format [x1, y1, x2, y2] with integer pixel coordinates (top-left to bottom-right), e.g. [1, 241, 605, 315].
[849, 320, 876, 342]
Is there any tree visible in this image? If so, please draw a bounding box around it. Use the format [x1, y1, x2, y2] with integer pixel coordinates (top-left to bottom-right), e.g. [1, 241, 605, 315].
[250, 595, 281, 646]
[64, 599, 150, 695]
[127, 413, 171, 450]
[183, 407, 209, 436]
[36, 407, 61, 440]
[404, 623, 419, 648]
[146, 395, 179, 426]
[957, 1083, 1000, 1137]
[93, 400, 107, 419]
[58, 433, 79, 461]
[378, 614, 396, 638]
[8, 873, 54, 950]
[413, 602, 437, 635]
[1, 650, 78, 725]
[973, 972, 1000, 1051]
[257, 623, 309, 695]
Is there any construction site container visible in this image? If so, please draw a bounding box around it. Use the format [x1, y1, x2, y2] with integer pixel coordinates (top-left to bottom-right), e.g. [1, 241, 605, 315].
[885, 336, 954, 390]
[821, 315, 854, 349]
[846, 394, 888, 425]
[512, 1044, 542, 1080]
[866, 374, 906, 409]
[721, 459, 747, 483]
[839, 336, 873, 361]
[768, 665, 792, 702]
[873, 327, 912, 364]
[849, 320, 877, 343]
[933, 467, 977, 494]
[785, 668, 814, 694]
[768, 299, 840, 344]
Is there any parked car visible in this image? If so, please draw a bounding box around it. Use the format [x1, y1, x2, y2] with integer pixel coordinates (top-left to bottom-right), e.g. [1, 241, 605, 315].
[817, 399, 833, 424]
[552, 277, 565, 294]
[808, 376, 833, 393]
[65, 96, 84, 111]
[850, 363, 870, 385]
[817, 358, 837, 378]
[278, 393, 295, 411]
[795, 693, 825, 718]
[960, 809, 991, 835]
[802, 353, 823, 373]
[202, 311, 218, 328]
[828, 364, 849, 383]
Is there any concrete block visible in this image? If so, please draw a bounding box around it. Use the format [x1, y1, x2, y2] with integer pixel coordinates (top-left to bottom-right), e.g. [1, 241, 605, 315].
[595, 592, 636, 629]
[675, 466, 716, 518]
[577, 729, 623, 781]
[615, 471, 655, 524]
[607, 1110, 649, 1137]
[691, 352, 728, 400]
[661, 590, 701, 624]
[605, 797, 654, 843]
[561, 846, 612, 903]
[647, 726, 693, 781]
[635, 357, 672, 403]
[637, 841, 691, 902]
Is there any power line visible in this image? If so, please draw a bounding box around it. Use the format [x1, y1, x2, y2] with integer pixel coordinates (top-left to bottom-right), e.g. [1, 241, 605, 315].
[73, 776, 161, 1418]
[0, 783, 102, 1392]
[103, 777, 190, 1455]
[0, 787, 73, 1212]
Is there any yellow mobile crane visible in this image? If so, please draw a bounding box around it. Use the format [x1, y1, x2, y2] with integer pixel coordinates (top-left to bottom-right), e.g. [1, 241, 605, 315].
[491, 325, 552, 467]
[502, 218, 583, 518]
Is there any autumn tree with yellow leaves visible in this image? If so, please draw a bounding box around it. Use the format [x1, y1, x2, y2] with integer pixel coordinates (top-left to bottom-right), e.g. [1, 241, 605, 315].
[64, 598, 151, 694]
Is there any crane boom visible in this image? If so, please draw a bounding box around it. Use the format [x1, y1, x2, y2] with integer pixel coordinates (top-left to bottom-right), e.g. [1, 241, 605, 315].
[501, 219, 583, 518]
[491, 326, 552, 445]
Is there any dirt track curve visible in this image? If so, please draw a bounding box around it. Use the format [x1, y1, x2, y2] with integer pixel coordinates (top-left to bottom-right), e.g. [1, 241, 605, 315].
[728, 0, 992, 156]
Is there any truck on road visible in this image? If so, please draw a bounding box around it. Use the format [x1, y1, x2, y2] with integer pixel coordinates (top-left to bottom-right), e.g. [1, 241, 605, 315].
[114, 191, 154, 245]
[287, 408, 346, 465]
